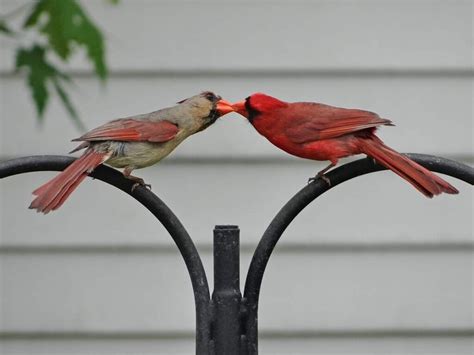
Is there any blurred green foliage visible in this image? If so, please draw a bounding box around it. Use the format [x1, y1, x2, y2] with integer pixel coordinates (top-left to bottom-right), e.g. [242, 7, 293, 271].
[0, 19, 14, 34]
[16, 45, 79, 127]
[1, 0, 118, 130]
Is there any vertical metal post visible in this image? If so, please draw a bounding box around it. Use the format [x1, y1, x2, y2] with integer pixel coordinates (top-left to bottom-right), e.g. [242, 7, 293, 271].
[212, 225, 242, 355]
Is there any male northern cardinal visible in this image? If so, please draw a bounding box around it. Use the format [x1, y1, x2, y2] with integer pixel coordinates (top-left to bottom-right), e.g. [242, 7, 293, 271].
[232, 93, 458, 197]
[30, 91, 234, 213]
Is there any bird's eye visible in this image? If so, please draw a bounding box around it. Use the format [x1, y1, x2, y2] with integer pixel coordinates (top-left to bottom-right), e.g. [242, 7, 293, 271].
[205, 92, 216, 101]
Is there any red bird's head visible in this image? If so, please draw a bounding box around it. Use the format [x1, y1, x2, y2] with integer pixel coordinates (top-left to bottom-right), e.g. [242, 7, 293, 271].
[232, 93, 288, 121]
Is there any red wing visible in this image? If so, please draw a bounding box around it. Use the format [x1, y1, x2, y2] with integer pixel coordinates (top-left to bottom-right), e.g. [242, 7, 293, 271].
[284, 103, 393, 144]
[73, 119, 179, 143]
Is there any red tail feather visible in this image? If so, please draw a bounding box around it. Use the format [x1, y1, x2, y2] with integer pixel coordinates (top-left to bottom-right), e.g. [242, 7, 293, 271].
[358, 137, 459, 198]
[30, 150, 108, 213]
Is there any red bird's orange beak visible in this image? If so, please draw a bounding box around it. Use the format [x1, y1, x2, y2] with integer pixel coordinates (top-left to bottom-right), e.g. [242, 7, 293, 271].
[231, 100, 248, 117]
[215, 99, 234, 116]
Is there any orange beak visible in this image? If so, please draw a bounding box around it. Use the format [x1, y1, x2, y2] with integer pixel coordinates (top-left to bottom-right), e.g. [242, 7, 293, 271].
[231, 100, 248, 117]
[215, 99, 234, 116]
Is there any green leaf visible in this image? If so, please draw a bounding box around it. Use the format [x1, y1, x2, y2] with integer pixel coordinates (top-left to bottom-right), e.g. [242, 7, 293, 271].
[106, 0, 120, 4]
[23, 1, 46, 28]
[24, 0, 107, 79]
[15, 45, 84, 127]
[0, 20, 14, 35]
[52, 79, 85, 131]
[15, 46, 51, 118]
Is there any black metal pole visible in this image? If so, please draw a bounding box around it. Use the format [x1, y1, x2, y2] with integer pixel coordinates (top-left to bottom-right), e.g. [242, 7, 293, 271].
[212, 225, 242, 355]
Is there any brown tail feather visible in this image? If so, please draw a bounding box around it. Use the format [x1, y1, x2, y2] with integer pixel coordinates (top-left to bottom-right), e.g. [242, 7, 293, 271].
[358, 136, 458, 198]
[30, 150, 108, 213]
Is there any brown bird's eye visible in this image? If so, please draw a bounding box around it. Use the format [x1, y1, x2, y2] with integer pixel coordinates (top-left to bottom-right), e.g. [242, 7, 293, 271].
[205, 92, 216, 101]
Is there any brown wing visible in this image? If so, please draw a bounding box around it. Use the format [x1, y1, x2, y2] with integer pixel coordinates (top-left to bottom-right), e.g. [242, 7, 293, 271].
[72, 119, 179, 143]
[284, 103, 393, 144]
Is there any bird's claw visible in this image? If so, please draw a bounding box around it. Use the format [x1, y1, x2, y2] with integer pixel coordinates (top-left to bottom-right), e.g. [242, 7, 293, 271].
[307, 173, 331, 186]
[124, 174, 151, 192]
[320, 174, 331, 186]
[131, 182, 152, 192]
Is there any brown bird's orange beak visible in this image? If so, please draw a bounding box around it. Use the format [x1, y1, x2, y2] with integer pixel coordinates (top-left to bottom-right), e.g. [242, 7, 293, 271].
[216, 99, 234, 116]
[231, 100, 248, 117]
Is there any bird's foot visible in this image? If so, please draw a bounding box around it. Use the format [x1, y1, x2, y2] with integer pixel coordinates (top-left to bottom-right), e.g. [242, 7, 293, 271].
[308, 173, 331, 186]
[308, 162, 336, 186]
[131, 182, 152, 192]
[125, 175, 151, 192]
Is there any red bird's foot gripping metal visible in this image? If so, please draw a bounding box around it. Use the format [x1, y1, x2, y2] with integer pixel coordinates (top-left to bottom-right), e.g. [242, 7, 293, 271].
[308, 173, 332, 186]
[308, 161, 337, 185]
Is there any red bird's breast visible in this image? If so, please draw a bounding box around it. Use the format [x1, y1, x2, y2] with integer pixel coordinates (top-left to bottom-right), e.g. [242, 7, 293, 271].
[249, 102, 376, 162]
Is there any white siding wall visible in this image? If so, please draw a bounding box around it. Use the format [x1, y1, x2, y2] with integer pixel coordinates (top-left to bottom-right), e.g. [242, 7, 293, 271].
[1, 0, 472, 354]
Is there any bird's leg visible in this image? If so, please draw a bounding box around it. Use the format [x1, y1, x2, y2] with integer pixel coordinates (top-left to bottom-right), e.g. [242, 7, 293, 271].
[308, 161, 337, 186]
[123, 167, 151, 192]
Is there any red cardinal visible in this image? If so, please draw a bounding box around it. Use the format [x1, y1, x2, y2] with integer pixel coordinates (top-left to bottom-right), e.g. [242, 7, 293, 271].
[232, 93, 458, 197]
[30, 91, 234, 213]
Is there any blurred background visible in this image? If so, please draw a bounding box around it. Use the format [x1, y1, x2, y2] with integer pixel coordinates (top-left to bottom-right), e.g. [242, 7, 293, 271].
[0, 0, 472, 354]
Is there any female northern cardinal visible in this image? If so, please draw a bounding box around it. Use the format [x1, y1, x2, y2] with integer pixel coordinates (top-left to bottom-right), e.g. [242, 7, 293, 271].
[232, 93, 458, 197]
[30, 91, 234, 213]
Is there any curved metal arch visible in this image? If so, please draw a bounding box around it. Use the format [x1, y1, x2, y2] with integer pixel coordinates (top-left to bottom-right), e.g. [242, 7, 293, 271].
[243, 153, 474, 354]
[0, 155, 211, 354]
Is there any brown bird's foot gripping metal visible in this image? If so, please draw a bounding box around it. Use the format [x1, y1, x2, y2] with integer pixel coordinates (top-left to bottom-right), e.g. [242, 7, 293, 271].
[130, 180, 152, 192]
[127, 175, 152, 191]
[1, 153, 472, 355]
[122, 167, 152, 191]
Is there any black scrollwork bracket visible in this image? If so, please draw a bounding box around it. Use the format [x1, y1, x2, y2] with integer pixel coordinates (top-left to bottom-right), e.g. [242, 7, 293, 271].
[1, 154, 472, 354]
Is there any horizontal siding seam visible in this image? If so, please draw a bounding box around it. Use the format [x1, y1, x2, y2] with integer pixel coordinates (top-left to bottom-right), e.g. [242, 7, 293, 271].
[1, 68, 473, 79]
[1, 328, 473, 340]
[1, 242, 473, 254]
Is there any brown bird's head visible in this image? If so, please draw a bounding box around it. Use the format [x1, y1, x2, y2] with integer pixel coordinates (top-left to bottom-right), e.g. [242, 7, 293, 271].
[232, 93, 288, 122]
[177, 91, 234, 130]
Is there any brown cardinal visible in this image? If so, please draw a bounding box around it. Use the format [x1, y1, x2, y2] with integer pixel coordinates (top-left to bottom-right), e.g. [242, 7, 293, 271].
[232, 93, 458, 197]
[30, 91, 234, 213]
